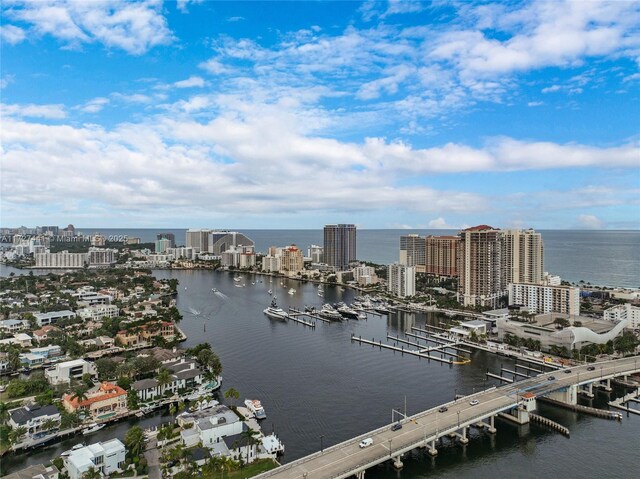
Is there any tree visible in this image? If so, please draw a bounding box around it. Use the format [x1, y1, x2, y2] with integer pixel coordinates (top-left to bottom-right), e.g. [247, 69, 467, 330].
[9, 426, 27, 445]
[40, 418, 59, 434]
[157, 367, 173, 393]
[82, 466, 101, 479]
[224, 387, 240, 409]
[70, 385, 89, 403]
[95, 358, 118, 380]
[127, 390, 140, 411]
[198, 348, 222, 378]
[169, 403, 177, 422]
[125, 425, 146, 459]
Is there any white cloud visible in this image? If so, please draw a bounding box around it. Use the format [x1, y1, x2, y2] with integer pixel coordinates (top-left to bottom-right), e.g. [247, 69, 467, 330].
[77, 97, 110, 113]
[0, 24, 27, 44]
[527, 101, 543, 107]
[111, 93, 154, 104]
[577, 214, 605, 229]
[199, 58, 232, 75]
[427, 217, 456, 229]
[542, 85, 562, 93]
[3, 0, 173, 54]
[227, 16, 245, 23]
[176, 0, 203, 13]
[1, 103, 66, 119]
[1, 75, 15, 89]
[173, 76, 207, 88]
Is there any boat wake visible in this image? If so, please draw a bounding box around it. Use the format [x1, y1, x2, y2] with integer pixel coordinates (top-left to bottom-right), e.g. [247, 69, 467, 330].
[188, 307, 201, 316]
[214, 291, 229, 300]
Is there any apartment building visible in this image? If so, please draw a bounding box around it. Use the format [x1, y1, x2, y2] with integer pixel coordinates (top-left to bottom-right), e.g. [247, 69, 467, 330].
[508, 282, 580, 316]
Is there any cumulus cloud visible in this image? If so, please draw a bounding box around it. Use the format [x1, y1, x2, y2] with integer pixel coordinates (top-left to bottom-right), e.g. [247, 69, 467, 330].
[2, 0, 173, 54]
[77, 97, 109, 113]
[1, 103, 66, 119]
[577, 214, 605, 229]
[173, 76, 207, 88]
[427, 217, 456, 229]
[0, 24, 27, 44]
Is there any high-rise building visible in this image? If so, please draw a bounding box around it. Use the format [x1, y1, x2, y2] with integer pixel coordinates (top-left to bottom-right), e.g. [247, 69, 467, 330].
[209, 231, 255, 255]
[502, 229, 544, 285]
[156, 233, 175, 248]
[425, 235, 459, 277]
[185, 229, 212, 253]
[155, 238, 171, 254]
[323, 224, 356, 271]
[308, 245, 324, 263]
[280, 245, 304, 273]
[399, 234, 426, 272]
[508, 283, 580, 316]
[457, 225, 504, 308]
[388, 263, 416, 298]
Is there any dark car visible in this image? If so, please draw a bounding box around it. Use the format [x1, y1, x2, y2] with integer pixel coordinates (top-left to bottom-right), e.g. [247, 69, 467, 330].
[438, 406, 448, 413]
[564, 369, 572, 374]
[391, 422, 402, 431]
[548, 376, 556, 380]
[587, 366, 595, 371]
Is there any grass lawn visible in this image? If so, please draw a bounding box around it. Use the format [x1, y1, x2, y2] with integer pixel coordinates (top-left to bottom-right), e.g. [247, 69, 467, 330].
[224, 459, 278, 479]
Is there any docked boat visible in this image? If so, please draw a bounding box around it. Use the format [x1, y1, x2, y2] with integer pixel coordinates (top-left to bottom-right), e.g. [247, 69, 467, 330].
[319, 305, 343, 321]
[263, 299, 289, 320]
[288, 288, 296, 295]
[82, 423, 105, 435]
[375, 305, 390, 314]
[234, 276, 242, 282]
[337, 305, 359, 319]
[244, 399, 267, 419]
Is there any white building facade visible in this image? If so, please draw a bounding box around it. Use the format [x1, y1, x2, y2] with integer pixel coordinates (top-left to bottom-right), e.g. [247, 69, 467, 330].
[387, 263, 416, 298]
[508, 283, 581, 316]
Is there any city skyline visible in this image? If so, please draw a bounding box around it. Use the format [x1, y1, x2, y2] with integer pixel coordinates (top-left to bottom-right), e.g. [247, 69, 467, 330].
[1, 0, 639, 229]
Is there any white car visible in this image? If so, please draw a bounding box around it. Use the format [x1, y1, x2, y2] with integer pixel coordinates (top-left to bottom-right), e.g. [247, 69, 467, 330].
[359, 438, 373, 448]
[469, 400, 479, 406]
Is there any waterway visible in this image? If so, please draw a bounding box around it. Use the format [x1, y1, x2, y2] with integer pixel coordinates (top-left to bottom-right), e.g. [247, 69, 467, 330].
[2, 269, 639, 477]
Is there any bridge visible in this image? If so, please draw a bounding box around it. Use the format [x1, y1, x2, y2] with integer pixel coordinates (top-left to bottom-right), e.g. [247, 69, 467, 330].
[255, 356, 640, 479]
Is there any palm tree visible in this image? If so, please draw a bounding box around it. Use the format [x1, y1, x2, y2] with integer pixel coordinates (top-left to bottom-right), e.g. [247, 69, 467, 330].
[40, 418, 59, 434]
[169, 403, 177, 423]
[0, 402, 10, 422]
[124, 425, 145, 459]
[82, 466, 101, 479]
[70, 386, 89, 403]
[224, 387, 240, 409]
[9, 426, 27, 446]
[240, 428, 261, 461]
[157, 367, 173, 394]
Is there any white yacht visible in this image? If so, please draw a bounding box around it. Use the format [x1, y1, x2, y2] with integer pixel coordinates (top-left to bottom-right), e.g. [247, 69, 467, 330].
[288, 288, 296, 295]
[234, 276, 242, 282]
[244, 399, 267, 419]
[82, 423, 105, 435]
[319, 305, 342, 321]
[264, 299, 289, 320]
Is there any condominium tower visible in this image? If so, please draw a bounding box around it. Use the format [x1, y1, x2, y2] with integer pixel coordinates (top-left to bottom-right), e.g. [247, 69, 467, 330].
[323, 224, 357, 270]
[425, 235, 459, 277]
[399, 234, 426, 272]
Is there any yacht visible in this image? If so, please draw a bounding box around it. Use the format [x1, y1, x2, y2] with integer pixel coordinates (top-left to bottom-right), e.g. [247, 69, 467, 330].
[82, 423, 105, 435]
[268, 289, 273, 295]
[244, 399, 267, 419]
[288, 288, 296, 295]
[212, 288, 218, 292]
[263, 299, 289, 320]
[319, 305, 342, 321]
[375, 304, 390, 314]
[234, 276, 242, 282]
[337, 305, 359, 319]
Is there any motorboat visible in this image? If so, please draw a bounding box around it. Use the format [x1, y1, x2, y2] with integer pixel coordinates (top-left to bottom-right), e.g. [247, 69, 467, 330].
[268, 289, 273, 295]
[319, 305, 343, 321]
[234, 276, 242, 282]
[337, 305, 359, 319]
[212, 288, 218, 292]
[82, 423, 105, 435]
[288, 288, 296, 295]
[244, 399, 267, 419]
[264, 299, 289, 320]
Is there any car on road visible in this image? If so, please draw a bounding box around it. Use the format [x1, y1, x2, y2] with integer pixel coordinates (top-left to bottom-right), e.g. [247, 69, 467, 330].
[564, 369, 572, 374]
[391, 422, 402, 431]
[359, 438, 373, 448]
[469, 400, 479, 406]
[587, 366, 595, 371]
[548, 376, 556, 380]
[438, 406, 448, 413]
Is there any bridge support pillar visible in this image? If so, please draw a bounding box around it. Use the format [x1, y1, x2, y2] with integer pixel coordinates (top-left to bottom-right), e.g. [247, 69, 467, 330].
[548, 385, 577, 405]
[584, 382, 594, 398]
[459, 427, 469, 445]
[487, 415, 497, 434]
[604, 379, 612, 392]
[393, 456, 404, 470]
[427, 439, 438, 456]
[356, 471, 365, 479]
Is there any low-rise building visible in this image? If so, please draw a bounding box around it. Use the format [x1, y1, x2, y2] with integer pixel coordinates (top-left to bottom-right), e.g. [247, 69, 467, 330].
[63, 382, 128, 420]
[0, 319, 27, 333]
[180, 405, 243, 448]
[32, 325, 61, 343]
[34, 310, 76, 327]
[45, 359, 97, 386]
[132, 358, 204, 401]
[3, 463, 59, 479]
[604, 303, 640, 329]
[0, 333, 33, 347]
[115, 321, 176, 347]
[9, 404, 61, 436]
[77, 304, 120, 321]
[65, 439, 126, 479]
[449, 320, 488, 338]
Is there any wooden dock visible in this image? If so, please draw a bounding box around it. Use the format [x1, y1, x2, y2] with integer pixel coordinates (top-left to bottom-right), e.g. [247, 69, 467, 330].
[289, 308, 327, 323]
[351, 334, 455, 364]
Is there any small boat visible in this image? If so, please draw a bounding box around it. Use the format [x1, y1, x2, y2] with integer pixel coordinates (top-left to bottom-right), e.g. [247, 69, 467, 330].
[234, 276, 242, 282]
[244, 399, 267, 419]
[212, 288, 218, 292]
[235, 284, 243, 288]
[288, 288, 296, 295]
[82, 423, 105, 435]
[251, 282, 255, 285]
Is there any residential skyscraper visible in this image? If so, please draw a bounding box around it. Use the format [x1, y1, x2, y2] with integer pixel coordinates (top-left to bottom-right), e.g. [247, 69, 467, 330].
[185, 229, 212, 253]
[157, 233, 175, 248]
[502, 229, 544, 285]
[399, 234, 426, 272]
[425, 235, 459, 277]
[388, 263, 416, 298]
[323, 224, 356, 270]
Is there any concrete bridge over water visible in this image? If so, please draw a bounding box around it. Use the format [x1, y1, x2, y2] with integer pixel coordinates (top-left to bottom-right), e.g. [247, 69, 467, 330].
[255, 356, 639, 479]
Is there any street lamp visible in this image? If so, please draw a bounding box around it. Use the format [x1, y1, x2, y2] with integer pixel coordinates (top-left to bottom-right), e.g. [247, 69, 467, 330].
[457, 410, 460, 428]
[320, 434, 324, 453]
[388, 439, 392, 458]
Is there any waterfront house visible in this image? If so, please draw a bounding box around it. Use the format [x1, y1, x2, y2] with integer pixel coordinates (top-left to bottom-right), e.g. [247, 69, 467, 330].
[0, 319, 27, 334]
[9, 404, 61, 436]
[132, 358, 204, 401]
[63, 382, 128, 420]
[34, 310, 76, 327]
[115, 321, 176, 347]
[45, 358, 97, 386]
[77, 304, 120, 321]
[65, 439, 126, 479]
[179, 405, 243, 448]
[78, 336, 115, 350]
[0, 333, 33, 348]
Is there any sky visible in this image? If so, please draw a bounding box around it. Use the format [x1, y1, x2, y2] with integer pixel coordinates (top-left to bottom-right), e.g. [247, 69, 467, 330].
[1, 0, 639, 230]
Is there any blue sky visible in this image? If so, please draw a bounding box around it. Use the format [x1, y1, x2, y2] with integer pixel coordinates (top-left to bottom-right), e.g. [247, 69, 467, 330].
[1, 0, 639, 230]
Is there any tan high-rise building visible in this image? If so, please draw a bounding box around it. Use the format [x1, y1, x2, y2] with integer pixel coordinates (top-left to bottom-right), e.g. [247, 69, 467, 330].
[399, 234, 426, 272]
[502, 229, 544, 285]
[425, 235, 459, 277]
[457, 225, 504, 308]
[280, 245, 304, 274]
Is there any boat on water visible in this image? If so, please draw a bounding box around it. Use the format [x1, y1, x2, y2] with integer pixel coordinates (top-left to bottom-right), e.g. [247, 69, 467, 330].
[234, 276, 242, 282]
[263, 298, 289, 320]
[337, 305, 359, 319]
[244, 399, 267, 419]
[375, 305, 390, 314]
[82, 423, 105, 435]
[268, 289, 273, 295]
[288, 288, 296, 295]
[212, 288, 218, 292]
[319, 305, 343, 321]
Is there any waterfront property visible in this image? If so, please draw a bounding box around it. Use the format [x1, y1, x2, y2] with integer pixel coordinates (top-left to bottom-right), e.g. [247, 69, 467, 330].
[132, 357, 204, 401]
[9, 404, 61, 436]
[64, 439, 126, 479]
[34, 310, 76, 327]
[2, 463, 60, 479]
[115, 320, 176, 347]
[45, 358, 97, 386]
[63, 382, 128, 420]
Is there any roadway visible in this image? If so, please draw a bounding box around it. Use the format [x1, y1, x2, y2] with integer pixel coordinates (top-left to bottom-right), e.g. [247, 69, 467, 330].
[255, 356, 640, 479]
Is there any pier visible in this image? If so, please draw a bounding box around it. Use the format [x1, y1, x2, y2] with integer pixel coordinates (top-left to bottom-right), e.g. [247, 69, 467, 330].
[253, 357, 640, 479]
